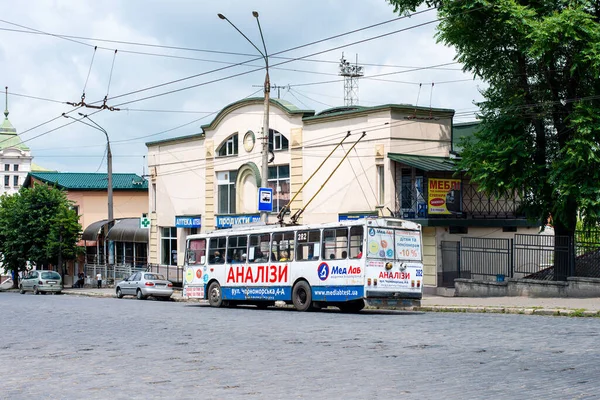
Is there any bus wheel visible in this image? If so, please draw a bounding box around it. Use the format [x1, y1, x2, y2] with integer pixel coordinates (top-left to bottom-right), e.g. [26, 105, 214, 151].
[207, 282, 224, 308]
[292, 281, 312, 312]
[338, 299, 365, 313]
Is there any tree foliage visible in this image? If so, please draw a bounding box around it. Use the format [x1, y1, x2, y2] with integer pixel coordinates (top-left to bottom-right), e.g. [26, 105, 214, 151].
[387, 0, 600, 235]
[0, 184, 82, 287]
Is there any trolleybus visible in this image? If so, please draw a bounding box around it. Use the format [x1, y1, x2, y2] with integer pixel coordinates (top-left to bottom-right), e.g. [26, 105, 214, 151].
[183, 217, 423, 312]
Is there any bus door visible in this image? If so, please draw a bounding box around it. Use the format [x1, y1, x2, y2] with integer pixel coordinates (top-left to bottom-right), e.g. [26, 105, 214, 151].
[183, 238, 207, 298]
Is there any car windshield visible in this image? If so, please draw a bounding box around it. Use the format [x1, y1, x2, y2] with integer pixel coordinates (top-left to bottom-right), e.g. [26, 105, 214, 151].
[41, 271, 61, 279]
[144, 274, 165, 280]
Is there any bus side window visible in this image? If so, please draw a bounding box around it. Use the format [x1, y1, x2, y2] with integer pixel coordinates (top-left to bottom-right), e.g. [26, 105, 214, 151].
[249, 233, 270, 262]
[323, 228, 348, 260]
[296, 229, 320, 261]
[208, 237, 227, 264]
[349, 226, 364, 258]
[272, 231, 295, 262]
[186, 239, 206, 265]
[227, 235, 248, 263]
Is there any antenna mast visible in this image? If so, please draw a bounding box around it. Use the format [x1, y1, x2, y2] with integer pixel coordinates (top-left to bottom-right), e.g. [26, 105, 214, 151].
[339, 53, 364, 106]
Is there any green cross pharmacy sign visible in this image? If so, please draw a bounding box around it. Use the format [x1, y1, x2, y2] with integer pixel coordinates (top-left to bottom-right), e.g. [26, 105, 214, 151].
[140, 216, 151, 229]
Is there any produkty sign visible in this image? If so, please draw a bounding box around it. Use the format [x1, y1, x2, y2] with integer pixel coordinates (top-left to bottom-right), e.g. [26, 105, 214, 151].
[428, 178, 462, 215]
[175, 216, 202, 228]
[215, 214, 260, 229]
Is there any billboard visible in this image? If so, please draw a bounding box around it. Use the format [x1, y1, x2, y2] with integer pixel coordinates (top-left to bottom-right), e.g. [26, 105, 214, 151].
[428, 178, 462, 215]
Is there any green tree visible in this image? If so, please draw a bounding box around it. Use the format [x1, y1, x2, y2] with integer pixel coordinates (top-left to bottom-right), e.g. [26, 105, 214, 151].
[0, 184, 82, 288]
[387, 1, 600, 234]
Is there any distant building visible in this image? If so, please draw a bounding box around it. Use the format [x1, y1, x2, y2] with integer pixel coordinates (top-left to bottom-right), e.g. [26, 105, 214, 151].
[0, 94, 32, 195]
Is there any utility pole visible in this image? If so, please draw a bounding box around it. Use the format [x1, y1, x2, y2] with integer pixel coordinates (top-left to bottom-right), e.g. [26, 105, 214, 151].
[253, 84, 288, 99]
[219, 11, 271, 223]
[62, 113, 113, 253]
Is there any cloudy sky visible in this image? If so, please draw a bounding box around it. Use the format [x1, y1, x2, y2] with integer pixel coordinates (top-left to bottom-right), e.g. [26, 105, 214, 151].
[0, 0, 484, 175]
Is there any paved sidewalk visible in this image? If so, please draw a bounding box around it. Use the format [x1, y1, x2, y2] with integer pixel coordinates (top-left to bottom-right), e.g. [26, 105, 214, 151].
[54, 287, 600, 317]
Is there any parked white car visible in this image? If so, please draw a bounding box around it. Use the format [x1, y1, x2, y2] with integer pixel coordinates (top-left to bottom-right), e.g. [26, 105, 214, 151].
[115, 272, 173, 300]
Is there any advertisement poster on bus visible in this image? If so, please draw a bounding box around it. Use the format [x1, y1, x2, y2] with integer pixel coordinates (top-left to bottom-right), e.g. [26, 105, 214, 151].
[367, 227, 395, 259]
[395, 230, 422, 261]
[428, 178, 462, 214]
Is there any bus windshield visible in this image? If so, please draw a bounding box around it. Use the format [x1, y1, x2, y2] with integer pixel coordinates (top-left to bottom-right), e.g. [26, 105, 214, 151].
[366, 227, 422, 261]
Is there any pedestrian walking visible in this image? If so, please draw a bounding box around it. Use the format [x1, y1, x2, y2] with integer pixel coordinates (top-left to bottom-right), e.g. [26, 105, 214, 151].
[96, 272, 102, 288]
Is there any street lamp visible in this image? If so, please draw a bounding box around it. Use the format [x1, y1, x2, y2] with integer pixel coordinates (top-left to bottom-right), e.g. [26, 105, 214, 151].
[218, 11, 270, 223]
[62, 113, 113, 229]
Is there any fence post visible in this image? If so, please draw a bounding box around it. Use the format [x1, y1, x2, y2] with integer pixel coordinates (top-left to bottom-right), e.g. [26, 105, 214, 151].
[509, 238, 514, 279]
[457, 241, 461, 279]
[570, 235, 575, 277]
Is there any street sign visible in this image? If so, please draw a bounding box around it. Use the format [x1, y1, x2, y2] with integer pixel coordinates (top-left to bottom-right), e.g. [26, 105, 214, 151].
[140, 215, 151, 229]
[258, 187, 273, 212]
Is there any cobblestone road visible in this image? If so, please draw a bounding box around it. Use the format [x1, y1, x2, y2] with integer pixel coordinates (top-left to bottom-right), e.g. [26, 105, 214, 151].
[1, 292, 599, 399]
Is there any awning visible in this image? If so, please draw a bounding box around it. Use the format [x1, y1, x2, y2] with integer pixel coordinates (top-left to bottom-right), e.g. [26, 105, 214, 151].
[81, 219, 109, 241]
[106, 218, 149, 243]
[388, 153, 457, 172]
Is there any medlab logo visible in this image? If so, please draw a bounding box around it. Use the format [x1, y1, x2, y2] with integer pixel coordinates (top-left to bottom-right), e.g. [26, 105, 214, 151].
[317, 262, 329, 281]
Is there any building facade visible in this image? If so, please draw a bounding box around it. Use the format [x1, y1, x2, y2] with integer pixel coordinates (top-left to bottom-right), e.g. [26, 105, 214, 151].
[24, 172, 149, 285]
[0, 100, 32, 195]
[146, 98, 540, 289]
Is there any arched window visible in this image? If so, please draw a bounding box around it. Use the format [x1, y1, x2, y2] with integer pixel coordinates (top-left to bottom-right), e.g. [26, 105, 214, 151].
[217, 133, 239, 157]
[268, 129, 288, 151]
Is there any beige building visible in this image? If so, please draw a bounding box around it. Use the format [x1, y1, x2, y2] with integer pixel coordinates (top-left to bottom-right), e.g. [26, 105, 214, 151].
[24, 172, 149, 279]
[146, 98, 538, 289]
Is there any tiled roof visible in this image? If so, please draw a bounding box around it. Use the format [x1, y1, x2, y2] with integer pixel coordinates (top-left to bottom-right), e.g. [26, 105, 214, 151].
[388, 153, 458, 172]
[24, 172, 148, 191]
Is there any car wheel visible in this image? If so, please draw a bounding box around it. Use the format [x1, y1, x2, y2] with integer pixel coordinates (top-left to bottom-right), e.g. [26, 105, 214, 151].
[136, 289, 146, 300]
[292, 281, 312, 312]
[33, 286, 39, 295]
[207, 282, 223, 308]
[19, 285, 25, 294]
[116, 288, 123, 299]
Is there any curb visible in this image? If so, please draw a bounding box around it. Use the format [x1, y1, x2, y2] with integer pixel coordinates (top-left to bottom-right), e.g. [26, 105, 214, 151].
[414, 306, 600, 317]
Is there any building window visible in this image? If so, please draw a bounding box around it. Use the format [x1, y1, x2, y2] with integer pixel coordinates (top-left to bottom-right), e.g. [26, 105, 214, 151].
[268, 165, 290, 213]
[72, 205, 80, 215]
[151, 183, 156, 212]
[13, 176, 18, 187]
[217, 134, 239, 157]
[4, 176, 9, 187]
[161, 227, 178, 266]
[377, 165, 384, 205]
[269, 129, 289, 151]
[13, 164, 18, 172]
[217, 171, 237, 214]
[449, 226, 468, 234]
[4, 164, 8, 172]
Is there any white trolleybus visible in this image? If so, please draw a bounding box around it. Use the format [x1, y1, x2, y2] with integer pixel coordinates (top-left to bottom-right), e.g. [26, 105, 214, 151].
[183, 217, 423, 312]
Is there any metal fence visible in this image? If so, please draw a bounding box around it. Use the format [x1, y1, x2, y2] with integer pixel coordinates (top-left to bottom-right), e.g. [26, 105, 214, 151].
[147, 264, 184, 285]
[460, 237, 513, 281]
[440, 231, 600, 286]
